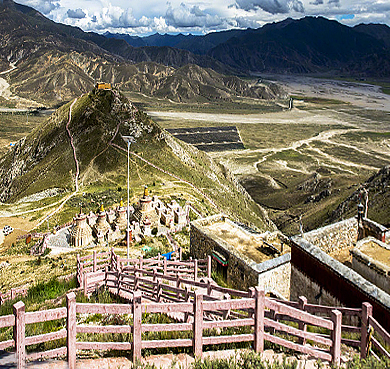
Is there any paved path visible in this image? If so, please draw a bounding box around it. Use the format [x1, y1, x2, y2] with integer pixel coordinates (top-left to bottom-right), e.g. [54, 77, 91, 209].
[0, 351, 16, 368]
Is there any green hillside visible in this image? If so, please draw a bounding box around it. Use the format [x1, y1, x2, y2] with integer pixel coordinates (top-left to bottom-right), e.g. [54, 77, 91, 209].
[0, 88, 274, 231]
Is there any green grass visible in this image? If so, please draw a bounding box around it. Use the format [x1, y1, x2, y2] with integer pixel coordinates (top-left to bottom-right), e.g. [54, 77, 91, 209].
[0, 276, 78, 316]
[193, 352, 299, 369]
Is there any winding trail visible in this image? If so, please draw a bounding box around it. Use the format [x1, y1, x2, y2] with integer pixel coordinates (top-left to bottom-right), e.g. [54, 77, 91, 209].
[32, 98, 81, 228]
[66, 98, 80, 191]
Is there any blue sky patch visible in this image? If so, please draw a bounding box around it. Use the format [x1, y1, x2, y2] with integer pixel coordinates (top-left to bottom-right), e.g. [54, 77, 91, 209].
[337, 14, 355, 21]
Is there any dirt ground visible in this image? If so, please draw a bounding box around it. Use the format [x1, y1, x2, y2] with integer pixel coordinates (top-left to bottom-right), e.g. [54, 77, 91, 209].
[20, 349, 338, 369]
[262, 74, 390, 111]
[0, 216, 37, 248]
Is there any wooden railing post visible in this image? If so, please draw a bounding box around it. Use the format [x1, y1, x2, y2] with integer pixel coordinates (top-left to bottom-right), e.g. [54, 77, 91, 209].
[93, 251, 97, 272]
[184, 286, 190, 322]
[11, 288, 15, 300]
[139, 256, 143, 271]
[223, 293, 231, 320]
[117, 272, 121, 295]
[13, 301, 25, 369]
[67, 292, 76, 369]
[83, 272, 88, 296]
[193, 290, 204, 357]
[248, 287, 255, 317]
[116, 252, 120, 272]
[134, 271, 139, 291]
[194, 259, 198, 281]
[132, 291, 142, 363]
[156, 281, 161, 302]
[207, 279, 212, 296]
[163, 258, 167, 275]
[331, 310, 342, 367]
[179, 247, 182, 261]
[110, 247, 114, 270]
[254, 287, 265, 353]
[361, 302, 373, 359]
[76, 254, 81, 285]
[207, 255, 212, 279]
[153, 268, 157, 283]
[298, 296, 307, 345]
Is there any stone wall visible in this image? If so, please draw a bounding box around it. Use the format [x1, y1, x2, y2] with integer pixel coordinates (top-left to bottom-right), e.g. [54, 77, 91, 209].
[290, 266, 342, 306]
[258, 259, 291, 299]
[290, 235, 390, 331]
[351, 237, 390, 294]
[360, 218, 388, 242]
[303, 217, 358, 253]
[190, 215, 291, 298]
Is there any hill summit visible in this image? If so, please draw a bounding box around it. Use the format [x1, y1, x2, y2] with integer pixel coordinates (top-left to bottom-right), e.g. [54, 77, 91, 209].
[0, 87, 274, 230]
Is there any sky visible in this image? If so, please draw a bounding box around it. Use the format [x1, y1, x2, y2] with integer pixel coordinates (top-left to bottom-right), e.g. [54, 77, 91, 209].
[16, 0, 390, 36]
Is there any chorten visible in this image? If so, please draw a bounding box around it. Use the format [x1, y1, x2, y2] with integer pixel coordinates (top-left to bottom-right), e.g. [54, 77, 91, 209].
[93, 204, 112, 239]
[115, 199, 128, 230]
[142, 217, 152, 237]
[132, 186, 158, 225]
[70, 209, 93, 247]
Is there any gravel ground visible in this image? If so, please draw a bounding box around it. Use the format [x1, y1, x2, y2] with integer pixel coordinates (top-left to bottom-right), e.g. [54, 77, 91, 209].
[13, 349, 340, 369]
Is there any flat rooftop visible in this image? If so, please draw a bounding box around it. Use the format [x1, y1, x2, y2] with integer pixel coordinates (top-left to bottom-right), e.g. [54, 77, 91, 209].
[202, 218, 289, 264]
[357, 240, 390, 269]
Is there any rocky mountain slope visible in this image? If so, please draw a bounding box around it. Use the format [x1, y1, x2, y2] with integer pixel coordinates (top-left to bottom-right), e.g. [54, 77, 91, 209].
[329, 165, 390, 227]
[207, 17, 387, 75]
[0, 0, 229, 74]
[8, 50, 283, 104]
[0, 87, 274, 230]
[0, 0, 283, 105]
[106, 17, 390, 77]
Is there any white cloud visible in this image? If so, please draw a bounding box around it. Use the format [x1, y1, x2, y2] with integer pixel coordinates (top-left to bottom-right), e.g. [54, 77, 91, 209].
[165, 3, 225, 28]
[234, 0, 305, 14]
[67, 8, 86, 19]
[15, 0, 390, 35]
[328, 0, 340, 6]
[22, 0, 59, 14]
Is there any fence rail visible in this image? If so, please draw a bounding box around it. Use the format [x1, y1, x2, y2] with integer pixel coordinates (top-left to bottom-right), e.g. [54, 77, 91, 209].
[76, 249, 211, 287]
[3, 251, 390, 368]
[2, 287, 390, 369]
[368, 314, 390, 359]
[0, 287, 28, 305]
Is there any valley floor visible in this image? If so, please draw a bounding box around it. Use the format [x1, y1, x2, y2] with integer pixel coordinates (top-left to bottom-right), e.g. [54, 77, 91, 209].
[146, 76, 390, 235]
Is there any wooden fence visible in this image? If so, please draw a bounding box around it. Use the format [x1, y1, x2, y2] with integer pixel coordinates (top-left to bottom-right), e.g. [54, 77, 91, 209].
[273, 297, 363, 349]
[0, 287, 28, 305]
[77, 249, 211, 288]
[2, 289, 390, 368]
[0, 288, 342, 369]
[365, 303, 390, 360]
[77, 251, 110, 285]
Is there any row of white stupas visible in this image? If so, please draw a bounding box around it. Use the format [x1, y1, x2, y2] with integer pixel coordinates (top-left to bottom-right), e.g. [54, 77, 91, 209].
[70, 186, 188, 247]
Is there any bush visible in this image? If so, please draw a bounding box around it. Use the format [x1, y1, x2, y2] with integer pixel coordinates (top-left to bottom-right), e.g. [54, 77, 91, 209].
[346, 356, 390, 369]
[192, 351, 298, 369]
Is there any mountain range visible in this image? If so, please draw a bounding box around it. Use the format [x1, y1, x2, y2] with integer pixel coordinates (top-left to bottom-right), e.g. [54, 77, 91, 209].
[1, 0, 390, 106]
[0, 0, 285, 104]
[107, 17, 390, 77]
